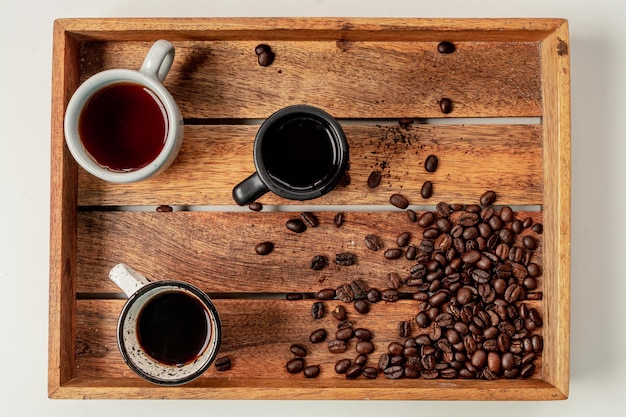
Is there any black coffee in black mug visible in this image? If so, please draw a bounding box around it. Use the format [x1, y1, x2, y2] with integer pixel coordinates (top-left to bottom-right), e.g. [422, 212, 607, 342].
[232, 105, 349, 205]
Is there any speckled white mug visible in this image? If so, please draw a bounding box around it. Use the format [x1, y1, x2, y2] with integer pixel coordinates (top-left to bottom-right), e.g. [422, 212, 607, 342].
[64, 40, 183, 183]
[109, 264, 221, 386]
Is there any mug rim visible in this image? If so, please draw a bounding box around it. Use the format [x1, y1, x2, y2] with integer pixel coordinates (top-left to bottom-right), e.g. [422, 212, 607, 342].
[253, 104, 349, 201]
[117, 280, 221, 386]
[64, 68, 183, 183]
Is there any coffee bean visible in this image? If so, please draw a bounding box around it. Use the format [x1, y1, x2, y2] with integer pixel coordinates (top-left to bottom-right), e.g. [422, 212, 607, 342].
[421, 181, 433, 199]
[531, 334, 543, 353]
[286, 358, 305, 373]
[337, 319, 354, 330]
[156, 204, 173, 212]
[356, 340, 375, 354]
[336, 283, 355, 303]
[328, 339, 348, 354]
[384, 365, 404, 379]
[255, 241, 274, 255]
[354, 300, 370, 314]
[436, 202, 453, 218]
[471, 350, 487, 368]
[418, 211, 435, 227]
[367, 171, 382, 188]
[340, 171, 351, 186]
[424, 154, 439, 172]
[334, 212, 344, 227]
[214, 356, 232, 371]
[415, 311, 431, 328]
[309, 255, 327, 271]
[398, 321, 411, 337]
[300, 212, 319, 227]
[257, 50, 275, 67]
[309, 328, 327, 343]
[407, 209, 417, 222]
[439, 98, 453, 114]
[362, 366, 379, 379]
[290, 343, 308, 357]
[335, 358, 352, 374]
[435, 312, 453, 327]
[316, 288, 336, 300]
[354, 328, 372, 341]
[437, 41, 456, 54]
[511, 219, 523, 234]
[286, 293, 303, 300]
[303, 365, 320, 378]
[381, 289, 399, 302]
[527, 263, 542, 278]
[332, 305, 347, 321]
[532, 223, 544, 234]
[248, 202, 263, 211]
[350, 279, 368, 298]
[405, 245, 417, 260]
[386, 272, 403, 289]
[364, 234, 384, 251]
[396, 231, 411, 247]
[367, 288, 382, 303]
[311, 301, 325, 319]
[286, 218, 306, 233]
[336, 327, 354, 341]
[384, 248, 403, 260]
[480, 190, 497, 206]
[335, 252, 356, 266]
[390, 193, 410, 209]
[254, 43, 270, 55]
[523, 236, 538, 250]
[345, 364, 362, 379]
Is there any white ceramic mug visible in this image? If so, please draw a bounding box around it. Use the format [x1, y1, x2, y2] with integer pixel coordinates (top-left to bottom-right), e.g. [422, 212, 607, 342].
[64, 40, 183, 183]
[109, 264, 221, 386]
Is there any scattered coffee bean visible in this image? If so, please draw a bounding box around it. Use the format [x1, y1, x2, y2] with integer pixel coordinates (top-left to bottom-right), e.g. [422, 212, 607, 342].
[480, 190, 497, 206]
[399, 117, 415, 128]
[424, 154, 439, 172]
[421, 181, 434, 199]
[418, 211, 436, 227]
[386, 272, 403, 289]
[532, 223, 544, 234]
[334, 212, 345, 227]
[407, 209, 417, 222]
[290, 343, 308, 357]
[328, 339, 348, 354]
[362, 366, 379, 379]
[316, 288, 336, 300]
[354, 300, 370, 314]
[335, 358, 352, 374]
[300, 212, 319, 227]
[311, 301, 325, 319]
[310, 255, 327, 270]
[248, 202, 263, 211]
[345, 364, 362, 379]
[367, 288, 382, 303]
[286, 218, 306, 233]
[437, 41, 456, 54]
[356, 340, 375, 354]
[336, 283, 356, 303]
[381, 288, 399, 302]
[309, 328, 327, 344]
[354, 328, 372, 341]
[156, 204, 173, 212]
[396, 231, 411, 247]
[335, 252, 357, 266]
[332, 305, 347, 320]
[398, 321, 411, 337]
[351, 279, 368, 298]
[339, 171, 351, 186]
[439, 98, 453, 114]
[384, 248, 403, 260]
[255, 44, 275, 66]
[336, 327, 354, 341]
[390, 193, 410, 209]
[367, 171, 382, 188]
[214, 356, 231, 371]
[286, 358, 305, 373]
[286, 293, 303, 300]
[364, 234, 384, 251]
[255, 241, 274, 255]
[384, 365, 404, 379]
[303, 365, 320, 378]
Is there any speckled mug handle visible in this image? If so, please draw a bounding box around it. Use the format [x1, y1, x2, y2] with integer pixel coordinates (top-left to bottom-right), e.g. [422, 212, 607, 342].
[109, 263, 151, 297]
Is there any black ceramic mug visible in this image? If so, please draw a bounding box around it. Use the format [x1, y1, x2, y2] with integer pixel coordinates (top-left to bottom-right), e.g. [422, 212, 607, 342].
[232, 105, 349, 205]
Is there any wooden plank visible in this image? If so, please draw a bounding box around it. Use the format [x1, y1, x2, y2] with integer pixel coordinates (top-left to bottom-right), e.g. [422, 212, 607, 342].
[77, 124, 543, 207]
[59, 17, 565, 42]
[540, 21, 571, 399]
[79, 40, 542, 119]
[76, 211, 543, 294]
[75, 299, 544, 384]
[48, 20, 79, 398]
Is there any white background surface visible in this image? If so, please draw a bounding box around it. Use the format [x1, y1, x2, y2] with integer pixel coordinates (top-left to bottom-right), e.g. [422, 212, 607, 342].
[0, 0, 623, 415]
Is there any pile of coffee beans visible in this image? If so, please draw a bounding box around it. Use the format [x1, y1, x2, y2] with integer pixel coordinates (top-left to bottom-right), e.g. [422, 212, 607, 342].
[285, 190, 543, 381]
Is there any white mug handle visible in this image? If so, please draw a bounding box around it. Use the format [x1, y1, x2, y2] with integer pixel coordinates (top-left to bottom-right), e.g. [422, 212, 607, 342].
[109, 263, 151, 297]
[139, 40, 175, 82]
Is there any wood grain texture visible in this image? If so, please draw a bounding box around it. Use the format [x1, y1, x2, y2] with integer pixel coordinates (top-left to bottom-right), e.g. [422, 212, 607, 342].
[540, 21, 571, 399]
[73, 298, 549, 400]
[76, 211, 543, 294]
[77, 124, 543, 207]
[49, 18, 570, 400]
[49, 20, 79, 397]
[79, 40, 541, 119]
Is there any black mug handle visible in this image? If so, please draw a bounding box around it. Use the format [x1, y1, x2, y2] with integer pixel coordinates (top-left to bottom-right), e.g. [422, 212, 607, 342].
[232, 172, 269, 206]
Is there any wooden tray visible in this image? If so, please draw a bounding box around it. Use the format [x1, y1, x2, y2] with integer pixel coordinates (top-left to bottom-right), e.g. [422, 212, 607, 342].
[49, 18, 570, 400]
